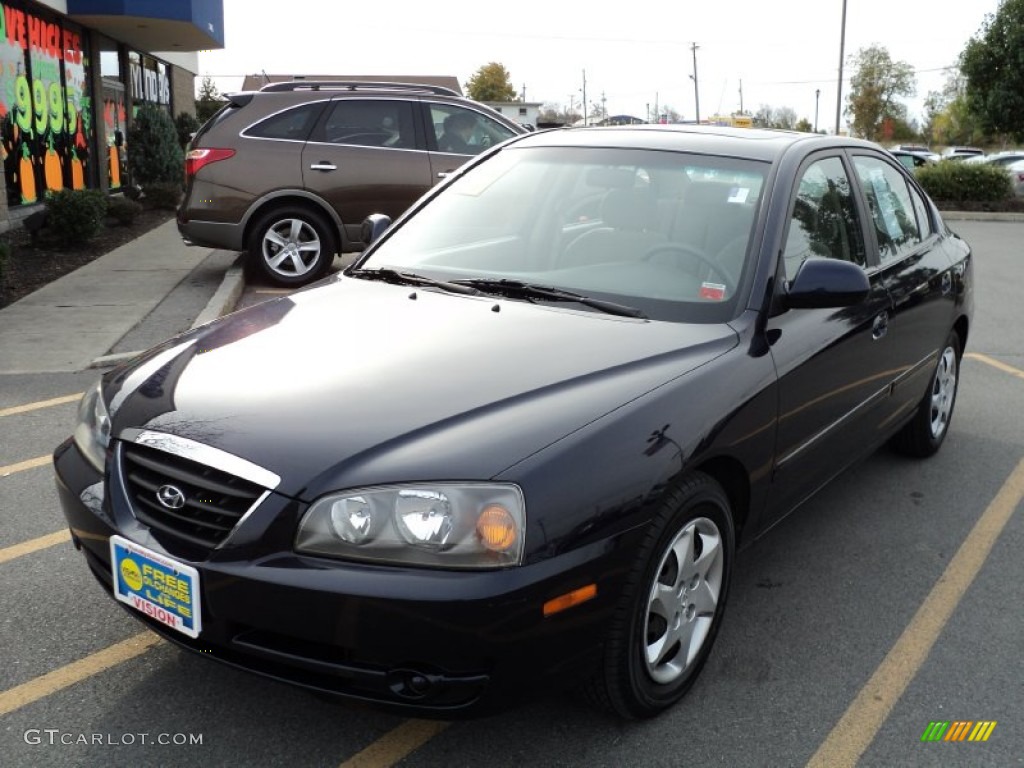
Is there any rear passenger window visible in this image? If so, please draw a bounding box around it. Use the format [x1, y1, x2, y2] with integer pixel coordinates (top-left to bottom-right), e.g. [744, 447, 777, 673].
[852, 156, 924, 263]
[244, 103, 324, 141]
[319, 100, 416, 148]
[782, 157, 866, 279]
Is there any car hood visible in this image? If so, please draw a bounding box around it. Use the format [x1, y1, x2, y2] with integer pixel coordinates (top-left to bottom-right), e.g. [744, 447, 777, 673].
[105, 278, 737, 499]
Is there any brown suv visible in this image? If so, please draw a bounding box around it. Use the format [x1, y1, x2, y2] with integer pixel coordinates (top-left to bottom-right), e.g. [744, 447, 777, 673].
[178, 81, 527, 285]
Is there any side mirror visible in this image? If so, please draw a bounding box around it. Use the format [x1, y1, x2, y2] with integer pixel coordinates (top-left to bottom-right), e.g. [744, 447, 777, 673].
[784, 257, 870, 309]
[360, 213, 392, 246]
[114, 130, 124, 148]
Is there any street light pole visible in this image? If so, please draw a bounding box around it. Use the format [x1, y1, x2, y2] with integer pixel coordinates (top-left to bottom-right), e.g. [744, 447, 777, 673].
[835, 0, 848, 134]
[690, 43, 701, 124]
[815, 89, 820, 133]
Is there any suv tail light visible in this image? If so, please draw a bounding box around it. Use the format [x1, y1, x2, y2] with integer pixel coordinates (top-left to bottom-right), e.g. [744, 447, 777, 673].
[185, 148, 235, 178]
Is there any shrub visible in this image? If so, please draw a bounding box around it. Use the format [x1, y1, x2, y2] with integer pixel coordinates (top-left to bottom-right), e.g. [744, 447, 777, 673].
[143, 181, 182, 210]
[44, 189, 109, 246]
[107, 196, 143, 225]
[175, 111, 201, 149]
[127, 105, 185, 186]
[915, 161, 1012, 203]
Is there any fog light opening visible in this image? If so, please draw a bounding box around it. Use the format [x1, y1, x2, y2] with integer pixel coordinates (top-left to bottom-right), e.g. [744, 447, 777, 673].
[386, 667, 443, 700]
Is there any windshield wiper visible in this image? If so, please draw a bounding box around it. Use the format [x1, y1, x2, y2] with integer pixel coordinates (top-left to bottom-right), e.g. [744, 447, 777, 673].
[349, 268, 482, 296]
[452, 279, 647, 319]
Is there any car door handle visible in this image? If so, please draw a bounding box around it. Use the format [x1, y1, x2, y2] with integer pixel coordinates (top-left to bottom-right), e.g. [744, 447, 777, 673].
[872, 311, 889, 340]
[310, 162, 337, 171]
[437, 171, 452, 179]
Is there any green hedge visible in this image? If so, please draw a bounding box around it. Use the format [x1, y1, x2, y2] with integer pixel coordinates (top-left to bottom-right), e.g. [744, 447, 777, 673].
[44, 189, 109, 246]
[915, 161, 1012, 203]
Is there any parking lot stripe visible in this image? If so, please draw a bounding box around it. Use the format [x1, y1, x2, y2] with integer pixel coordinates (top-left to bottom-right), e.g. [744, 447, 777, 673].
[338, 720, 450, 768]
[966, 352, 1024, 382]
[0, 632, 161, 717]
[0, 530, 70, 565]
[0, 394, 81, 418]
[805, 456, 1024, 768]
[0, 455, 51, 477]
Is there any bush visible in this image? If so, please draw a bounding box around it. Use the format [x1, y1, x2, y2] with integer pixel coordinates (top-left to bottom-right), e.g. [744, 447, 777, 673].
[916, 161, 1012, 203]
[175, 111, 201, 149]
[44, 189, 109, 246]
[107, 196, 143, 225]
[127, 105, 185, 186]
[143, 182, 182, 210]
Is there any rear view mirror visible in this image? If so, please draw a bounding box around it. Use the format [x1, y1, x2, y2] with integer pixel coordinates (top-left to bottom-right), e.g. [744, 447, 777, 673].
[784, 258, 870, 309]
[360, 213, 392, 246]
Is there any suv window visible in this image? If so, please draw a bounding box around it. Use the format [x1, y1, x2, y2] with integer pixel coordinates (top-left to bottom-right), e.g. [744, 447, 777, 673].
[244, 103, 325, 141]
[429, 104, 518, 155]
[315, 99, 417, 149]
[782, 156, 866, 278]
[852, 156, 923, 264]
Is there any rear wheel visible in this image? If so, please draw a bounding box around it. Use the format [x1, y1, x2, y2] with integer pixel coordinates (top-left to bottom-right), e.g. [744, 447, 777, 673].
[891, 329, 961, 458]
[246, 207, 337, 287]
[586, 472, 734, 719]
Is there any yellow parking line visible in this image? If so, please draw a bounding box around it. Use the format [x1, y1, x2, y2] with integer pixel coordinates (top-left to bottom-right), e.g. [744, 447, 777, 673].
[338, 720, 451, 768]
[0, 632, 161, 717]
[805, 456, 1024, 768]
[965, 352, 1024, 382]
[0, 530, 70, 566]
[0, 394, 81, 418]
[0, 455, 51, 477]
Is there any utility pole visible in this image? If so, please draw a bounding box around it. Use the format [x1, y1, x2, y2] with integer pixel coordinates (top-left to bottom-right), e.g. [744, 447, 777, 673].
[738, 79, 744, 114]
[567, 94, 576, 124]
[815, 88, 820, 133]
[582, 69, 588, 127]
[601, 91, 606, 123]
[690, 43, 701, 124]
[836, 0, 847, 134]
[521, 83, 526, 102]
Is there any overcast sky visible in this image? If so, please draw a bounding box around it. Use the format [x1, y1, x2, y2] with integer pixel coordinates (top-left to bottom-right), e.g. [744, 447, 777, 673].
[199, 0, 1002, 130]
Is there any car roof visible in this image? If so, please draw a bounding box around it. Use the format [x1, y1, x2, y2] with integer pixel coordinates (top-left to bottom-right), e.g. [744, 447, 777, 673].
[508, 124, 881, 164]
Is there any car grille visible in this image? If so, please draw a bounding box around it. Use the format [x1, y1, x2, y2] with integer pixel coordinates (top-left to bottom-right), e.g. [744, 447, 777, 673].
[120, 442, 266, 548]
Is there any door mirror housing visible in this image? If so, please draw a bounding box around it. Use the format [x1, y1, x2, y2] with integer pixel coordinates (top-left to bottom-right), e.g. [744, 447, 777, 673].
[360, 213, 392, 246]
[784, 258, 870, 309]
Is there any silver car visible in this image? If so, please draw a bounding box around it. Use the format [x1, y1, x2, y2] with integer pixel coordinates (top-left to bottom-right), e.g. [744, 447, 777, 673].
[1005, 159, 1024, 197]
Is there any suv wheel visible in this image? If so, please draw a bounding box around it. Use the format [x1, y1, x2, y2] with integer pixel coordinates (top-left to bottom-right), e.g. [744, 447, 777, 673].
[247, 207, 337, 287]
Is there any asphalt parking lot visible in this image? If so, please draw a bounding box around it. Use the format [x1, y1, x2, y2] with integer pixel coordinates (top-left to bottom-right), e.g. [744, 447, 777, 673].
[0, 219, 1021, 768]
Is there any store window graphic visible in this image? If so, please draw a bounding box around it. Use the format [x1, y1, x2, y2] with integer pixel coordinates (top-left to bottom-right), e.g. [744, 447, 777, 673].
[1, 2, 94, 206]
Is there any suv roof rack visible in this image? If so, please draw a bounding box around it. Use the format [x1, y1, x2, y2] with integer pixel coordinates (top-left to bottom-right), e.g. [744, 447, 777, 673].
[259, 81, 460, 96]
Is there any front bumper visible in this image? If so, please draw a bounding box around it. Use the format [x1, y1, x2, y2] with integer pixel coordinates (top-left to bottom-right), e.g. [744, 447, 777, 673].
[54, 438, 629, 717]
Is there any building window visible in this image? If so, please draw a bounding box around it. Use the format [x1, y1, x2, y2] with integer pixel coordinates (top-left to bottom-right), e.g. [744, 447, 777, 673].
[0, 0, 95, 206]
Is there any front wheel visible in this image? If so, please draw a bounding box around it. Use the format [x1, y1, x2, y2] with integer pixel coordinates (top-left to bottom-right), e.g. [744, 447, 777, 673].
[246, 207, 337, 287]
[891, 329, 961, 458]
[586, 472, 734, 719]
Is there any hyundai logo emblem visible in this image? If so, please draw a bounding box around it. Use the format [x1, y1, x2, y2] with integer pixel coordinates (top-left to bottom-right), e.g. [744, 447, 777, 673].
[156, 484, 187, 510]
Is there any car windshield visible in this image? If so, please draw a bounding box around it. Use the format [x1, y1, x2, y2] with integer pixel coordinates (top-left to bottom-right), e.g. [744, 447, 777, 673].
[357, 146, 768, 323]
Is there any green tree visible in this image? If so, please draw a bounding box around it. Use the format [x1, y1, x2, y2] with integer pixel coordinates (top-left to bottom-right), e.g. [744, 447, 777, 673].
[195, 75, 224, 124]
[960, 0, 1024, 143]
[922, 70, 984, 147]
[845, 45, 915, 140]
[794, 117, 813, 133]
[465, 63, 518, 102]
[175, 111, 201, 149]
[127, 105, 184, 186]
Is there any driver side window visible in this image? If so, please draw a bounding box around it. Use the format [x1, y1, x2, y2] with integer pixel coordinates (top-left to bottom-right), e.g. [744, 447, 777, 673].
[782, 157, 866, 280]
[429, 104, 517, 156]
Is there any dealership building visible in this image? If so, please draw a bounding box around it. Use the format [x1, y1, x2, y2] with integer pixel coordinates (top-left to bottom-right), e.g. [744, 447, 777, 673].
[0, 0, 224, 231]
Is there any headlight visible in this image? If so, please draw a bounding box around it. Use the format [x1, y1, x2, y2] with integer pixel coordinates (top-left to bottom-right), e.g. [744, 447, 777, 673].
[72, 381, 112, 472]
[295, 483, 525, 569]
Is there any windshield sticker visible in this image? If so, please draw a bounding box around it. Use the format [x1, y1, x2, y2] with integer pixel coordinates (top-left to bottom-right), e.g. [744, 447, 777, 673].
[700, 282, 727, 301]
[728, 187, 750, 204]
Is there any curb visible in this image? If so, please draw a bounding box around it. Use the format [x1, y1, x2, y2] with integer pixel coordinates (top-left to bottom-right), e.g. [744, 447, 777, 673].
[941, 211, 1024, 223]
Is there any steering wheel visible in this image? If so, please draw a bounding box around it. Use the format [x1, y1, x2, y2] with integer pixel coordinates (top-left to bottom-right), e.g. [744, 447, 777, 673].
[641, 243, 735, 287]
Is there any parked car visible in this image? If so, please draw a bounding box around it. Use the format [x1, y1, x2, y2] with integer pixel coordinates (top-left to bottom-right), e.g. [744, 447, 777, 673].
[941, 146, 984, 161]
[1005, 158, 1024, 197]
[977, 151, 1024, 168]
[177, 81, 527, 286]
[889, 148, 937, 171]
[890, 144, 940, 162]
[57, 126, 973, 720]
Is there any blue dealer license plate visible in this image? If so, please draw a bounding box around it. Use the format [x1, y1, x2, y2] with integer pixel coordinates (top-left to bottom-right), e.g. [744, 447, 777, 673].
[110, 535, 202, 639]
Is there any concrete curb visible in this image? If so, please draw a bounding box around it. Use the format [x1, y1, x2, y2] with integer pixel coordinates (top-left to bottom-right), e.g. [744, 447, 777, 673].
[941, 211, 1024, 223]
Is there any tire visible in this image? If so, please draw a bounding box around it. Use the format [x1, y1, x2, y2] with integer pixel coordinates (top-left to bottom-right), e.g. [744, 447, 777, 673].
[891, 329, 961, 458]
[586, 472, 735, 719]
[246, 207, 337, 287]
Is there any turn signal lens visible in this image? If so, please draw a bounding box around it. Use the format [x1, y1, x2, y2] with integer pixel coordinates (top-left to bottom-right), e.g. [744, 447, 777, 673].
[476, 505, 517, 552]
[543, 584, 598, 617]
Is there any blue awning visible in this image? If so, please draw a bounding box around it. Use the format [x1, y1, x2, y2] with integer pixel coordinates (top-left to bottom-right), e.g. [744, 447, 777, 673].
[67, 0, 224, 52]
